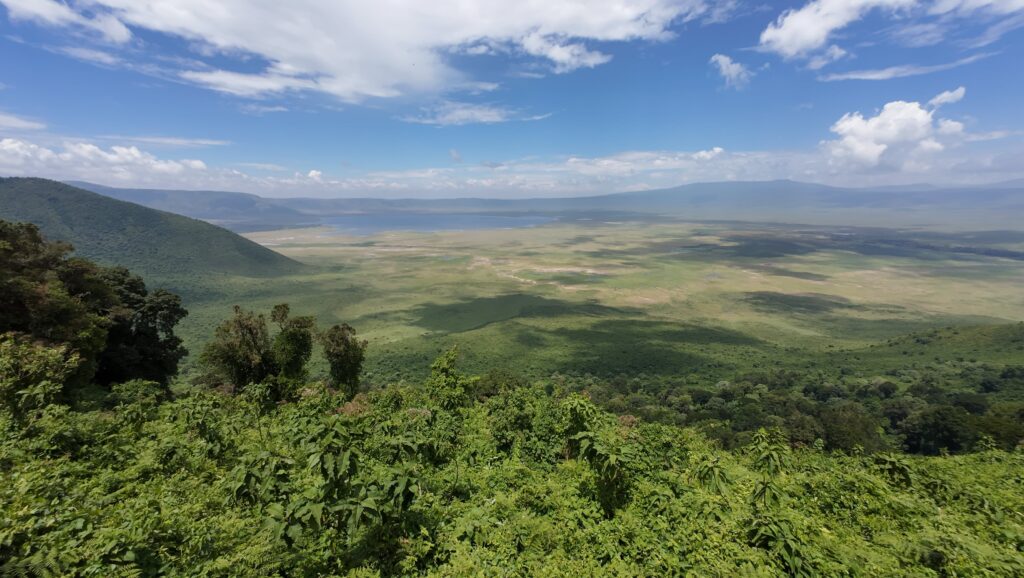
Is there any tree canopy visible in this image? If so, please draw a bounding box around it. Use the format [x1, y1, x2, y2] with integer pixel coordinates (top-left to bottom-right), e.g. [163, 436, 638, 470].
[0, 220, 187, 393]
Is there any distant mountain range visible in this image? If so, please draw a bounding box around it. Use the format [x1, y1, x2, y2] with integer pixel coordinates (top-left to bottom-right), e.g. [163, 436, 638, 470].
[68, 179, 1024, 232]
[0, 178, 305, 282]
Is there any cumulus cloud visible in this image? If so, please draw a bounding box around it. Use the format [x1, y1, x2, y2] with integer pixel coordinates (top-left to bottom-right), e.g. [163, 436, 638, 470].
[760, 0, 1024, 72]
[520, 33, 612, 73]
[823, 88, 982, 170]
[759, 0, 914, 60]
[2, 131, 1020, 196]
[692, 146, 725, 160]
[1, 0, 726, 102]
[0, 138, 207, 183]
[402, 101, 550, 126]
[708, 54, 752, 88]
[0, 88, 1016, 196]
[0, 111, 46, 130]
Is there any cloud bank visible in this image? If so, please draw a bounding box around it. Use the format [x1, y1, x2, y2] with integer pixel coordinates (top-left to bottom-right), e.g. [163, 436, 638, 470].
[0, 0, 730, 102]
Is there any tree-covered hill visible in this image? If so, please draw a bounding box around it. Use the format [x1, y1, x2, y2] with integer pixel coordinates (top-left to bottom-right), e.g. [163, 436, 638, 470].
[0, 178, 304, 279]
[69, 180, 317, 232]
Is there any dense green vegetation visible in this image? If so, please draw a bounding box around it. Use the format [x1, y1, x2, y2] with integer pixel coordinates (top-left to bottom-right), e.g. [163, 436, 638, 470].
[2, 221, 1023, 575]
[2, 339, 1022, 575]
[0, 221, 187, 393]
[0, 178, 304, 284]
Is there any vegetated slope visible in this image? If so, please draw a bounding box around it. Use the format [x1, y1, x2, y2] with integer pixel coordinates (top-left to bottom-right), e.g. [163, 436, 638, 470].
[0, 178, 304, 279]
[69, 180, 315, 232]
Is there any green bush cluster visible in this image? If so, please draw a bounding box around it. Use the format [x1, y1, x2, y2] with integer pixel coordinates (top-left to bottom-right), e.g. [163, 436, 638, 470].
[2, 349, 1023, 576]
[555, 361, 1024, 455]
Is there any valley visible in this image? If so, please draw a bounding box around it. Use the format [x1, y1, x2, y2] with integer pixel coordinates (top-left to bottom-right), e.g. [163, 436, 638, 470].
[169, 218, 1024, 387]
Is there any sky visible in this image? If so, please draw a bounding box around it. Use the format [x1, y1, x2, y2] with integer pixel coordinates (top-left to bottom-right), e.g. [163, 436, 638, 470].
[0, 0, 1022, 198]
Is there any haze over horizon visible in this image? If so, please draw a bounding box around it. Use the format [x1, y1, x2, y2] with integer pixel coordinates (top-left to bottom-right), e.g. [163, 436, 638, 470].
[2, 0, 1023, 198]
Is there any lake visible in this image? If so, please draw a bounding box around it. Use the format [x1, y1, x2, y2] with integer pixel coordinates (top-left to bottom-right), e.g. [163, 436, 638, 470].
[319, 213, 557, 235]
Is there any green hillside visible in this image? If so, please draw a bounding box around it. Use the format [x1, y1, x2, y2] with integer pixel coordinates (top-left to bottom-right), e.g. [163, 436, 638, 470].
[0, 178, 304, 281]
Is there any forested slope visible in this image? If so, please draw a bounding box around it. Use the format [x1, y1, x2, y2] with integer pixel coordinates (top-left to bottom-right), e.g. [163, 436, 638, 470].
[0, 178, 304, 279]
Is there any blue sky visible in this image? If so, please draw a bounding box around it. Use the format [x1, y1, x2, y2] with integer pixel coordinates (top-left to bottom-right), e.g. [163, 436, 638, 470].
[0, 0, 1022, 197]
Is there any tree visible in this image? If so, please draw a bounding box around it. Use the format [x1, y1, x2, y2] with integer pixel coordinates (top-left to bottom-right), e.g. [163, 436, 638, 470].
[0, 222, 111, 385]
[818, 401, 886, 453]
[270, 304, 315, 381]
[425, 346, 467, 410]
[200, 306, 278, 392]
[901, 405, 978, 455]
[320, 323, 367, 400]
[0, 221, 187, 390]
[93, 267, 188, 385]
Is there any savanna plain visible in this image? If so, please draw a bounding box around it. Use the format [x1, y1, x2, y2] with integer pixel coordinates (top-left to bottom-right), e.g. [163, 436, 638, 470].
[176, 218, 1024, 388]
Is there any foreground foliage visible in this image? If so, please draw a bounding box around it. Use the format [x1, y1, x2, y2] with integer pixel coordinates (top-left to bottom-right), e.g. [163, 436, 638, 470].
[1, 358, 1022, 576]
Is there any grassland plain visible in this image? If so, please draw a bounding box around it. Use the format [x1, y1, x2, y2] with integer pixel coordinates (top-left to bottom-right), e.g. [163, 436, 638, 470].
[165, 217, 1024, 388]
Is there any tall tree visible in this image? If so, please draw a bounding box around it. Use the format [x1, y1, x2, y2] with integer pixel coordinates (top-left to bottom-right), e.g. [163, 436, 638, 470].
[0, 220, 187, 389]
[270, 304, 315, 381]
[200, 306, 277, 392]
[320, 323, 366, 400]
[94, 267, 188, 385]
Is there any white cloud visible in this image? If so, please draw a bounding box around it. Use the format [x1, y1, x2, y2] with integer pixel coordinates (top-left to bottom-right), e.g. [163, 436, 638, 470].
[449, 149, 463, 163]
[760, 0, 1024, 72]
[520, 33, 612, 73]
[823, 88, 988, 170]
[890, 21, 947, 46]
[929, 86, 966, 107]
[235, 162, 287, 171]
[0, 0, 131, 43]
[819, 53, 992, 81]
[759, 0, 915, 60]
[930, 0, 1024, 17]
[2, 132, 1020, 196]
[0, 138, 207, 182]
[806, 45, 848, 70]
[708, 54, 752, 88]
[56, 46, 123, 66]
[239, 104, 289, 116]
[692, 146, 725, 160]
[0, 93, 1016, 196]
[0, 111, 46, 130]
[402, 101, 550, 126]
[2, 0, 725, 102]
[99, 135, 231, 147]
